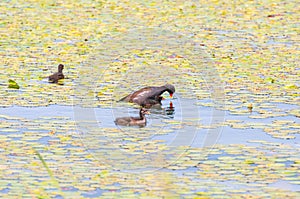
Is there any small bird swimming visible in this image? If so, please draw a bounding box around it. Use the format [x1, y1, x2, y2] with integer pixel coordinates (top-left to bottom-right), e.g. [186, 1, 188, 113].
[48, 64, 64, 83]
[114, 108, 150, 127]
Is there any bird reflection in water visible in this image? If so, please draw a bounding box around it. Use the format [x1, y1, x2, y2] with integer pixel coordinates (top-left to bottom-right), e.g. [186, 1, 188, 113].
[165, 101, 175, 117]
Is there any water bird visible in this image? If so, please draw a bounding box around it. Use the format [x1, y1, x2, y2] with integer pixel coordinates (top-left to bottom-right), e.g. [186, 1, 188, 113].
[114, 108, 150, 127]
[119, 84, 175, 107]
[48, 64, 64, 83]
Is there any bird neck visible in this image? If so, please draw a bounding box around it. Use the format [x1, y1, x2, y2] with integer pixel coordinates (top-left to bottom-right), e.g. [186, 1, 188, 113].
[139, 112, 145, 119]
[58, 65, 64, 73]
[151, 85, 170, 97]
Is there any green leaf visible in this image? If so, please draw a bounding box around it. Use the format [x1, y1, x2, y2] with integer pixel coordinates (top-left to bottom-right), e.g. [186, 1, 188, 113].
[8, 79, 20, 89]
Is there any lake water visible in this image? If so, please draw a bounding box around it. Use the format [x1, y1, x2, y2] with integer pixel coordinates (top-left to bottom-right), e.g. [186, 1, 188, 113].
[1, 96, 299, 194]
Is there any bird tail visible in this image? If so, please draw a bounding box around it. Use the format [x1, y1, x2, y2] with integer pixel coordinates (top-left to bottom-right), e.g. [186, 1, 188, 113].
[118, 95, 128, 102]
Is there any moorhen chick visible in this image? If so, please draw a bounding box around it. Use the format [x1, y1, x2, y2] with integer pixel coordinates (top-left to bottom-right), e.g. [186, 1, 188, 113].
[114, 108, 150, 127]
[48, 64, 64, 83]
[119, 84, 175, 107]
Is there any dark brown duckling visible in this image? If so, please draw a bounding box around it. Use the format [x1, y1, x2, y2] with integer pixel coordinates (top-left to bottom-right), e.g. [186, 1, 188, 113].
[119, 84, 175, 107]
[114, 108, 150, 127]
[48, 64, 64, 83]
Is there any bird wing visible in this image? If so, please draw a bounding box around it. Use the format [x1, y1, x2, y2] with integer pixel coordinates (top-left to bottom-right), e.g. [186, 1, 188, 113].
[130, 87, 156, 104]
[48, 72, 58, 82]
[115, 117, 132, 124]
[119, 87, 155, 103]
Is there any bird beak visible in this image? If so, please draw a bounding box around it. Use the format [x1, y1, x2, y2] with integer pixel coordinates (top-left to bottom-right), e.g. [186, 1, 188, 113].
[170, 93, 173, 98]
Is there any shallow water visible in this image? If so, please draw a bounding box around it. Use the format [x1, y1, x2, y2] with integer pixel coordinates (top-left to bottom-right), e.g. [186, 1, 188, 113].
[1, 97, 299, 146]
[1, 96, 299, 194]
[1, 0, 299, 197]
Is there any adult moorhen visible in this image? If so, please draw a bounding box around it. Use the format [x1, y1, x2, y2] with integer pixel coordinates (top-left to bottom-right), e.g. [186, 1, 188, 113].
[119, 84, 175, 107]
[48, 64, 64, 83]
[114, 108, 150, 127]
